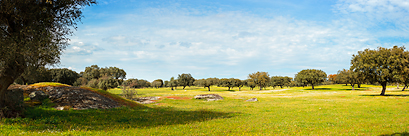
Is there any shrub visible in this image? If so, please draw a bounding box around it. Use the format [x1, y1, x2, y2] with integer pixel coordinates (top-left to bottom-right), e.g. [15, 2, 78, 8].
[122, 86, 136, 99]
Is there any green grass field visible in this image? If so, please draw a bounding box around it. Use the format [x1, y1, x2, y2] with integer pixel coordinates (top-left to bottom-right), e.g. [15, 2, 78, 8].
[1, 84, 408, 135]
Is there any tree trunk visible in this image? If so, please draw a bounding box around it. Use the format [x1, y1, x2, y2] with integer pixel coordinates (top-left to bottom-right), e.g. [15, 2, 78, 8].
[311, 84, 314, 90]
[402, 85, 407, 91]
[239, 87, 241, 91]
[357, 84, 361, 88]
[351, 84, 355, 91]
[380, 82, 387, 96]
[259, 86, 262, 90]
[345, 84, 347, 86]
[183, 86, 186, 89]
[0, 64, 26, 118]
[171, 87, 174, 91]
[228, 87, 230, 91]
[207, 87, 210, 91]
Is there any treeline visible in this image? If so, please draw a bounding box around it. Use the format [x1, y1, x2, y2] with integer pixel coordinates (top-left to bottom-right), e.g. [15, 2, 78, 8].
[16, 65, 331, 91]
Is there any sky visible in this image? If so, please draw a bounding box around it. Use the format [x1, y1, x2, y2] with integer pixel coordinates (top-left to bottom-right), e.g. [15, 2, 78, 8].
[60, 0, 409, 81]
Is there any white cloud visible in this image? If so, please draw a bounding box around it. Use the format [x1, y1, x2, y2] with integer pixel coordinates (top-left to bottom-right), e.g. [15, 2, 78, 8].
[59, 1, 409, 81]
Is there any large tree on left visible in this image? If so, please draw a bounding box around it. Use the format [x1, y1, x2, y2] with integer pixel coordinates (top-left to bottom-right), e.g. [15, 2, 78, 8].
[0, 0, 96, 117]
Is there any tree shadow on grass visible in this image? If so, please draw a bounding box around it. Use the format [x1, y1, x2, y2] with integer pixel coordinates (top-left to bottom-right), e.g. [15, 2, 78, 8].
[360, 94, 409, 97]
[303, 88, 332, 90]
[3, 106, 236, 132]
[380, 132, 409, 136]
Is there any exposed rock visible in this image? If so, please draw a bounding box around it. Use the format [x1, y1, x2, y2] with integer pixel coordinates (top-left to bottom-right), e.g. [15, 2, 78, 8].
[194, 94, 223, 101]
[134, 97, 160, 104]
[246, 98, 258, 102]
[29, 91, 49, 101]
[33, 86, 120, 110]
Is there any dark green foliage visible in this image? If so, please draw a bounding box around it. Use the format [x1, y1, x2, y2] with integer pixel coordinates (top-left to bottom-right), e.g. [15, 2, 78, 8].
[271, 76, 292, 88]
[168, 77, 178, 90]
[248, 71, 270, 90]
[0, 0, 96, 118]
[351, 46, 409, 95]
[97, 78, 118, 91]
[49, 68, 79, 85]
[218, 78, 241, 91]
[124, 79, 151, 88]
[15, 66, 51, 85]
[194, 78, 219, 91]
[177, 73, 195, 89]
[152, 79, 164, 88]
[295, 69, 327, 90]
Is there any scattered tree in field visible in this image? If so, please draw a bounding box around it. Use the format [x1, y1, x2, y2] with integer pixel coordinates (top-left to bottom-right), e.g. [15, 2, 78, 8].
[233, 79, 244, 91]
[271, 76, 292, 88]
[295, 69, 327, 90]
[248, 71, 270, 90]
[124, 79, 151, 88]
[168, 77, 178, 90]
[194, 78, 219, 91]
[351, 46, 409, 95]
[245, 79, 257, 90]
[218, 78, 235, 91]
[177, 73, 195, 89]
[328, 74, 337, 84]
[152, 79, 164, 88]
[83, 65, 101, 80]
[337, 69, 359, 90]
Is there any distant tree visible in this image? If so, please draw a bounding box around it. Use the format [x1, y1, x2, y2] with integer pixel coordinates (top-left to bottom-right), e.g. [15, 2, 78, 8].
[295, 69, 327, 90]
[124, 78, 150, 88]
[168, 77, 178, 90]
[99, 67, 126, 80]
[336, 69, 349, 86]
[351, 46, 409, 95]
[248, 71, 270, 90]
[152, 79, 164, 88]
[271, 76, 292, 88]
[244, 79, 257, 90]
[194, 78, 219, 91]
[83, 65, 101, 80]
[177, 73, 195, 89]
[49, 68, 79, 85]
[234, 79, 244, 91]
[218, 78, 234, 91]
[97, 77, 118, 91]
[337, 69, 359, 90]
[164, 80, 169, 87]
[328, 74, 337, 84]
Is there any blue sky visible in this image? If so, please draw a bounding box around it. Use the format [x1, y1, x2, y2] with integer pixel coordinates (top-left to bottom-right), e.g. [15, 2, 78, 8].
[60, 0, 409, 81]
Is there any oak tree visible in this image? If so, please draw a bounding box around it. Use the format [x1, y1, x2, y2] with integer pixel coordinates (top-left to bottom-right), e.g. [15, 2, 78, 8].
[295, 69, 327, 90]
[248, 71, 270, 90]
[351, 46, 409, 95]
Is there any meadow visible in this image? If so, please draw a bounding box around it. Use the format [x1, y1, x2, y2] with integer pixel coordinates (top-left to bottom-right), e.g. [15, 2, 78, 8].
[1, 84, 408, 135]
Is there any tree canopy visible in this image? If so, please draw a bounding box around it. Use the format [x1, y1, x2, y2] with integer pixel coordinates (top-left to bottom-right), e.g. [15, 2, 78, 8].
[351, 46, 409, 95]
[271, 76, 292, 88]
[194, 78, 219, 91]
[295, 69, 327, 90]
[177, 73, 195, 89]
[248, 71, 270, 90]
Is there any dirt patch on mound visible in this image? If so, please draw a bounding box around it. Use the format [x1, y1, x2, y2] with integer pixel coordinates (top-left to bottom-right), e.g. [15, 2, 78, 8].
[165, 96, 191, 100]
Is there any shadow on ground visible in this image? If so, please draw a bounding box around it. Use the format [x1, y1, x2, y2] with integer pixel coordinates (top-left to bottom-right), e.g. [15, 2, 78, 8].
[380, 132, 409, 136]
[2, 106, 236, 131]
